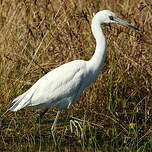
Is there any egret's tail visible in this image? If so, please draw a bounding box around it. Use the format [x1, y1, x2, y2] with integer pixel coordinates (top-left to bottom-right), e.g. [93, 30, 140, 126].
[7, 87, 37, 112]
[1, 93, 27, 118]
[8, 92, 27, 112]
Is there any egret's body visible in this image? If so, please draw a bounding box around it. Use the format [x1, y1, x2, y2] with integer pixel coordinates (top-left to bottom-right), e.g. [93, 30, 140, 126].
[10, 60, 90, 111]
[6, 10, 137, 130]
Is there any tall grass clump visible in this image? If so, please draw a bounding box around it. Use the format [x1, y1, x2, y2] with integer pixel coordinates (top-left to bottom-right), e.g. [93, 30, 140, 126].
[0, 0, 151, 151]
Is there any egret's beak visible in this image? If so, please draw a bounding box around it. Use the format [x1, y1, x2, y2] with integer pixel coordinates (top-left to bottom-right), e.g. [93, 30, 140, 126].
[114, 17, 138, 30]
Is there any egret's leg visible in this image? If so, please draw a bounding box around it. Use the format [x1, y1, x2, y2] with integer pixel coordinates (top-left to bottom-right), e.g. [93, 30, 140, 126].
[51, 111, 61, 145]
[36, 108, 49, 123]
[51, 111, 61, 132]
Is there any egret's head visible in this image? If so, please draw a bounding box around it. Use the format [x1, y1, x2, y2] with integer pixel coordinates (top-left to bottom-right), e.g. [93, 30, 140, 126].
[93, 10, 138, 30]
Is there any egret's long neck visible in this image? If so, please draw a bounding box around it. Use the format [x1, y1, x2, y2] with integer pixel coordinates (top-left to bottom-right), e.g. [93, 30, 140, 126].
[88, 19, 107, 77]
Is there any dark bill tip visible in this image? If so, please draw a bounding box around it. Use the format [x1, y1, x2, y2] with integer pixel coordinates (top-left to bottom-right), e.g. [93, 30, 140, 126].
[115, 17, 139, 31]
[127, 24, 139, 31]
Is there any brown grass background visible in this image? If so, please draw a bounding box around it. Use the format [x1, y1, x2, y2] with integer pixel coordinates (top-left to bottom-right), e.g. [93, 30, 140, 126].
[0, 0, 151, 151]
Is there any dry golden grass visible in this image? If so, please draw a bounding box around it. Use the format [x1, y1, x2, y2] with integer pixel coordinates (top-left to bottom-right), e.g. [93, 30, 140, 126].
[0, 0, 151, 151]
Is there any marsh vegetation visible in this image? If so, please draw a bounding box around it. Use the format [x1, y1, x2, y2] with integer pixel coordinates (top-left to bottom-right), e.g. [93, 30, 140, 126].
[0, 0, 151, 151]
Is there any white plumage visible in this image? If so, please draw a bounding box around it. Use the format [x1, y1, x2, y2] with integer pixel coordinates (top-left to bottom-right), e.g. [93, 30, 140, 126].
[6, 10, 137, 130]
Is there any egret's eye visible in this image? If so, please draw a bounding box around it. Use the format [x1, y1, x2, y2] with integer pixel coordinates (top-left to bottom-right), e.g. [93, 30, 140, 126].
[109, 16, 114, 20]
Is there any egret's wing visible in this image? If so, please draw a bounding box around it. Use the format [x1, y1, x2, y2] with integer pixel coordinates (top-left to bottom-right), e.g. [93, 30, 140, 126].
[8, 60, 87, 111]
[30, 60, 86, 108]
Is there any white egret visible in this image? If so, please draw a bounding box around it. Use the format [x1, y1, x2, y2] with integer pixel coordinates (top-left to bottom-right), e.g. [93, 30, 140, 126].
[6, 10, 137, 131]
